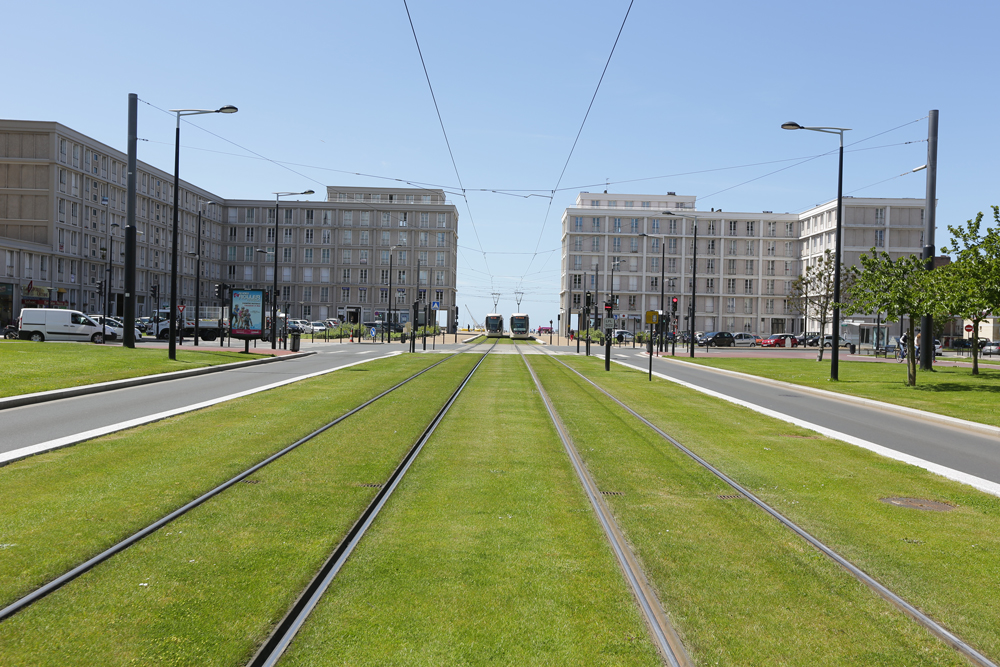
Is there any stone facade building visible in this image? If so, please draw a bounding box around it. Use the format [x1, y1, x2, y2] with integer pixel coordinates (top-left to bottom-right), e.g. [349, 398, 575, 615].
[0, 120, 459, 330]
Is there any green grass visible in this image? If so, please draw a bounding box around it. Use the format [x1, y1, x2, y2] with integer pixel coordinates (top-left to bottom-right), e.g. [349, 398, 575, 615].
[678, 356, 1000, 427]
[0, 353, 479, 666]
[0, 341, 268, 397]
[279, 355, 661, 666]
[0, 354, 446, 608]
[539, 355, 1000, 664]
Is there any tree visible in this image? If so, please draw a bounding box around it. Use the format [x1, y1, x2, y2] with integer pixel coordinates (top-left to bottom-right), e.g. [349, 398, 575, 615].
[851, 251, 941, 386]
[941, 206, 1000, 375]
[788, 250, 854, 362]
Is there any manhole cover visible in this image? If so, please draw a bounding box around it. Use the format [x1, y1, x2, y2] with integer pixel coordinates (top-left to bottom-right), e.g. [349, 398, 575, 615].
[880, 497, 954, 512]
[601, 491, 624, 496]
[717, 494, 743, 500]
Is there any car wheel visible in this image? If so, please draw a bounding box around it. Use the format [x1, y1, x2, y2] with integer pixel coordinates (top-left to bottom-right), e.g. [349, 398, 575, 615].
[91, 332, 104, 344]
[30, 331, 44, 342]
[750, 342, 756, 347]
[201, 333, 217, 342]
[157, 330, 169, 340]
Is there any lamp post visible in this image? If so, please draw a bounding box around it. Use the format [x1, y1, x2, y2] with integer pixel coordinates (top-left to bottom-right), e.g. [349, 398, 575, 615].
[186, 200, 215, 346]
[271, 190, 315, 349]
[605, 258, 620, 371]
[639, 232, 667, 355]
[168, 105, 237, 360]
[781, 121, 850, 380]
[103, 217, 119, 343]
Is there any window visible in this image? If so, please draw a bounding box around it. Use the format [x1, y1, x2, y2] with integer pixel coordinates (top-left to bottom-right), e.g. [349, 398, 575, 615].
[436, 251, 446, 267]
[746, 240, 756, 256]
[630, 218, 639, 233]
[419, 232, 429, 247]
[591, 237, 601, 252]
[382, 212, 391, 227]
[284, 209, 292, 225]
[745, 260, 755, 274]
[359, 269, 368, 284]
[437, 213, 447, 228]
[306, 210, 315, 225]
[381, 250, 391, 265]
[765, 260, 775, 276]
[244, 246, 255, 261]
[399, 231, 408, 245]
[875, 208, 886, 226]
[574, 216, 583, 231]
[342, 249, 351, 263]
[360, 211, 369, 226]
[398, 212, 408, 227]
[613, 218, 622, 232]
[284, 228, 293, 243]
[612, 237, 621, 252]
[573, 256, 582, 269]
[706, 259, 715, 273]
[608, 200, 617, 207]
[651, 219, 660, 233]
[379, 288, 388, 303]
[707, 240, 716, 255]
[668, 238, 677, 254]
[668, 278, 677, 291]
[397, 250, 406, 264]
[342, 287, 350, 302]
[342, 268, 351, 282]
[322, 248, 330, 263]
[573, 237, 583, 251]
[283, 248, 292, 262]
[766, 221, 776, 237]
[304, 229, 314, 244]
[765, 279, 775, 295]
[668, 219, 677, 234]
[435, 271, 445, 286]
[322, 211, 332, 225]
[305, 248, 314, 263]
[650, 276, 658, 288]
[420, 212, 429, 227]
[641, 201, 651, 208]
[437, 232, 446, 247]
[651, 257, 659, 270]
[785, 222, 794, 237]
[592, 217, 601, 232]
[343, 211, 353, 226]
[343, 230, 352, 245]
[359, 231, 369, 245]
[746, 221, 755, 236]
[358, 288, 367, 303]
[766, 241, 775, 256]
[667, 258, 677, 273]
[744, 280, 754, 295]
[729, 220, 738, 236]
[875, 229, 885, 247]
[706, 278, 715, 294]
[397, 269, 407, 284]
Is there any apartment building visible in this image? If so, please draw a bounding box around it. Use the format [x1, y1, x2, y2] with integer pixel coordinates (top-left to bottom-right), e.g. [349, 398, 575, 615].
[0, 120, 459, 330]
[559, 192, 927, 336]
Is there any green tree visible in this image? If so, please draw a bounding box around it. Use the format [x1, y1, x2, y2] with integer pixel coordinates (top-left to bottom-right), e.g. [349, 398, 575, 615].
[788, 250, 854, 362]
[941, 206, 1000, 375]
[851, 251, 940, 386]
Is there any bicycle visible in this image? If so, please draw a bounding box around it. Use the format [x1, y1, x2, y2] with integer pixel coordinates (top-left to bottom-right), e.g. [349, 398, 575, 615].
[896, 345, 907, 362]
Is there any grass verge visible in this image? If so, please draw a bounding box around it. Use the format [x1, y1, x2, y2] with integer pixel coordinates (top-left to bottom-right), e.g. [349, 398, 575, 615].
[0, 352, 480, 666]
[681, 356, 1000, 427]
[0, 341, 268, 397]
[0, 354, 447, 608]
[279, 355, 662, 666]
[542, 355, 1000, 664]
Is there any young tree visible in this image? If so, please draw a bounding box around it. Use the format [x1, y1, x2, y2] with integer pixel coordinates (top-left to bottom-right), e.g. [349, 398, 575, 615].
[852, 251, 940, 386]
[942, 206, 1000, 375]
[788, 250, 854, 362]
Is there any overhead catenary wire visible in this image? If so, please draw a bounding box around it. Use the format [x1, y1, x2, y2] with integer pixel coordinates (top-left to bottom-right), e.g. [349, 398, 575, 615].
[518, 0, 635, 289]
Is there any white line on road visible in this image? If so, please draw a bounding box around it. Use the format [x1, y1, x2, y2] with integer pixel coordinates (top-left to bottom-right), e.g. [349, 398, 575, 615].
[1, 352, 401, 466]
[613, 359, 1000, 498]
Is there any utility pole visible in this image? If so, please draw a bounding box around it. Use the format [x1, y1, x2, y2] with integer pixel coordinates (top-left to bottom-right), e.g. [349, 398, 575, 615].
[920, 110, 939, 371]
[123, 93, 138, 348]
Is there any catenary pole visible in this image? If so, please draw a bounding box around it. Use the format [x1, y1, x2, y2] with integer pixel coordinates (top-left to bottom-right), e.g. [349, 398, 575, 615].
[920, 110, 939, 371]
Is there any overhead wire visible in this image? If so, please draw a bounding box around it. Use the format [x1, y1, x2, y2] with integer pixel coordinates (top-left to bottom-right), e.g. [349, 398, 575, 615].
[518, 0, 635, 290]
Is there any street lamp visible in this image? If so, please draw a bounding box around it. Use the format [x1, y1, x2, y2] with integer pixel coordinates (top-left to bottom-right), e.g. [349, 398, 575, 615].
[103, 219, 119, 343]
[271, 190, 315, 349]
[168, 105, 237, 360]
[639, 232, 666, 355]
[605, 257, 621, 371]
[186, 200, 215, 346]
[782, 121, 850, 380]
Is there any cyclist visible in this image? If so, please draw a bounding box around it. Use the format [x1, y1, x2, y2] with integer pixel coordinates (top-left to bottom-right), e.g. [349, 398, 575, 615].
[897, 332, 908, 362]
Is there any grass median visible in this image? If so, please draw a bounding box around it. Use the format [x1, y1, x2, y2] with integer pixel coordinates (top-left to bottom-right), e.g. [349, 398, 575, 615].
[279, 354, 662, 667]
[681, 356, 1000, 427]
[0, 352, 480, 666]
[543, 355, 1000, 664]
[0, 354, 448, 609]
[0, 341, 268, 398]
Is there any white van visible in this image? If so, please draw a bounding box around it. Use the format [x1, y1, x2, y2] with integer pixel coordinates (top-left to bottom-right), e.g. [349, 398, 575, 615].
[18, 308, 105, 343]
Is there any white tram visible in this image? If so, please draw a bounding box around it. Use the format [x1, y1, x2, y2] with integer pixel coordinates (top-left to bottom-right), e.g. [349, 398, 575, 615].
[485, 313, 505, 338]
[509, 313, 530, 340]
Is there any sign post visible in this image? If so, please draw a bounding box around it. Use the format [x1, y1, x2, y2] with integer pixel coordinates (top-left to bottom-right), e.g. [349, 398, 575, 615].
[645, 310, 659, 380]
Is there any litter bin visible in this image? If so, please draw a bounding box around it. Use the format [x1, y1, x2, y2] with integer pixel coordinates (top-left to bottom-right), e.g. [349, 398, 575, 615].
[849, 343, 856, 355]
[289, 332, 301, 352]
[401, 333, 407, 344]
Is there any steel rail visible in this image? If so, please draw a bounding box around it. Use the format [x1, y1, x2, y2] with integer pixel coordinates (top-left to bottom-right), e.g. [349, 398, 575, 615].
[516, 346, 691, 667]
[0, 348, 475, 623]
[247, 341, 497, 667]
[542, 351, 998, 667]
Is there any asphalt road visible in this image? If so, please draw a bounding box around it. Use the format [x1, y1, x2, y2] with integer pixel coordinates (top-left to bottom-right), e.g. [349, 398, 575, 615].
[567, 343, 1000, 490]
[0, 343, 405, 457]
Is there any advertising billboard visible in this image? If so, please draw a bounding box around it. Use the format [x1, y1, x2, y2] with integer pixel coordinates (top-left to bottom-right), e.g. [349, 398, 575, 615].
[230, 289, 264, 339]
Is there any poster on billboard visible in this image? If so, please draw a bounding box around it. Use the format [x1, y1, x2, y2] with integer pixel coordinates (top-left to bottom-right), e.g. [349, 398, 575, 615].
[230, 289, 264, 339]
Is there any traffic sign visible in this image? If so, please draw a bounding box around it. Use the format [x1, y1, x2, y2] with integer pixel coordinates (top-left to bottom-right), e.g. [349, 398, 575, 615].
[432, 301, 440, 310]
[965, 324, 974, 332]
[177, 305, 186, 313]
[645, 310, 659, 324]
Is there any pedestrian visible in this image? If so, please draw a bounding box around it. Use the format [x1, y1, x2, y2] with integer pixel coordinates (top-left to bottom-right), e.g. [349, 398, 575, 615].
[915, 329, 922, 360]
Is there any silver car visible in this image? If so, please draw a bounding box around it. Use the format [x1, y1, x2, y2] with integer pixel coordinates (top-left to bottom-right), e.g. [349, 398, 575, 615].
[733, 332, 759, 347]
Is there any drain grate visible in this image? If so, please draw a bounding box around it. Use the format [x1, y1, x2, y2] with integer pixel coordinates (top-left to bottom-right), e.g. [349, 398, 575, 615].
[880, 497, 954, 512]
[601, 491, 624, 496]
[359, 483, 384, 488]
[242, 479, 260, 485]
[717, 494, 743, 500]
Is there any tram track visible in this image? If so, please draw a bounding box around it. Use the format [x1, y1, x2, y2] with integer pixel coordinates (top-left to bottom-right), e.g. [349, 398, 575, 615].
[515, 344, 691, 667]
[532, 348, 998, 667]
[247, 341, 496, 667]
[0, 340, 494, 625]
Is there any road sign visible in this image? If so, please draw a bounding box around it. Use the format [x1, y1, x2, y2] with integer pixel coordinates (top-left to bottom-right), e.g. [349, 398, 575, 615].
[432, 301, 440, 310]
[965, 324, 974, 332]
[645, 310, 659, 324]
[177, 305, 186, 313]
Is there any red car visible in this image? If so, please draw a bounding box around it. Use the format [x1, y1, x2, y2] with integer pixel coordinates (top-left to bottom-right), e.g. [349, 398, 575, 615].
[761, 334, 798, 347]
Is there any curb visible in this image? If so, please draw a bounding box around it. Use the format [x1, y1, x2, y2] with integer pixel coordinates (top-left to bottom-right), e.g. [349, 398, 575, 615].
[655, 355, 1000, 439]
[0, 351, 316, 410]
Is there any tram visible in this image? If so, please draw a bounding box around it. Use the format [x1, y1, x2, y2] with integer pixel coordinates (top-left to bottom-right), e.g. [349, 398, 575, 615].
[485, 313, 505, 338]
[509, 313, 530, 340]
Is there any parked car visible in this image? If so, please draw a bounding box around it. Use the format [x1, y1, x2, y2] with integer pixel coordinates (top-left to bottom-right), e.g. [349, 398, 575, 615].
[981, 342, 999, 355]
[324, 318, 340, 329]
[698, 331, 735, 347]
[89, 315, 143, 341]
[822, 335, 850, 348]
[18, 308, 104, 343]
[310, 321, 328, 333]
[612, 329, 634, 342]
[762, 333, 798, 348]
[733, 332, 759, 347]
[288, 319, 312, 333]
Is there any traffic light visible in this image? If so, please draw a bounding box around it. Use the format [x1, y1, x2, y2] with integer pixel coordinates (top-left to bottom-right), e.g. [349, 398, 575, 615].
[671, 297, 678, 313]
[604, 301, 612, 315]
[585, 291, 592, 307]
[150, 284, 158, 300]
[214, 283, 223, 299]
[96, 280, 105, 295]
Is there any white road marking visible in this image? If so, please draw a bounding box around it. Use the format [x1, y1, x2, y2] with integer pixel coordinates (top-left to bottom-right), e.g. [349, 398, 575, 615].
[612, 359, 1000, 498]
[1, 353, 401, 465]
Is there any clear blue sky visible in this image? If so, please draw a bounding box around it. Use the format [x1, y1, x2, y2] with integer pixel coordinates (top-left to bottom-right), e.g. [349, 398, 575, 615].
[5, 1, 998, 326]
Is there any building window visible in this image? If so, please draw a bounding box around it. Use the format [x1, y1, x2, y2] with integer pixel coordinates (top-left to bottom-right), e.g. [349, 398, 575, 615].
[745, 260, 755, 274]
[875, 208, 886, 226]
[766, 221, 776, 237]
[574, 216, 583, 231]
[651, 219, 660, 233]
[667, 258, 677, 273]
[726, 297, 736, 313]
[728, 220, 738, 236]
[668, 219, 677, 234]
[744, 280, 754, 295]
[875, 229, 885, 247]
[744, 298, 754, 314]
[668, 238, 677, 254]
[707, 240, 716, 255]
[592, 217, 601, 232]
[342, 287, 350, 302]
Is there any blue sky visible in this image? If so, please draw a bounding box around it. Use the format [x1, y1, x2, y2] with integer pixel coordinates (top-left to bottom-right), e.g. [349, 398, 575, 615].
[6, 1, 998, 325]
